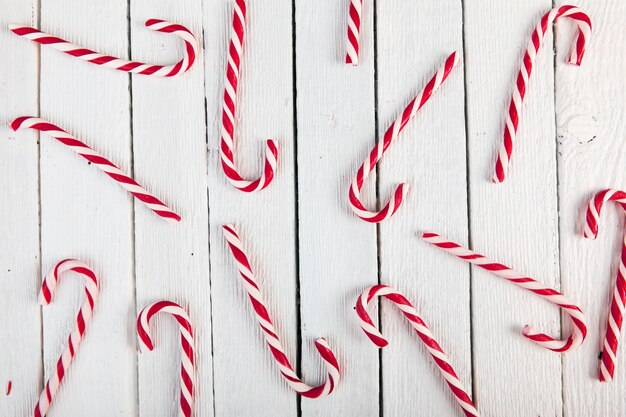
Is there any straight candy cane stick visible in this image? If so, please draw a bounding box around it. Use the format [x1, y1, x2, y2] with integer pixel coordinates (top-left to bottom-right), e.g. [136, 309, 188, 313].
[493, 5, 591, 183]
[137, 301, 195, 417]
[584, 188, 626, 382]
[356, 285, 479, 417]
[34, 259, 99, 417]
[221, 0, 278, 192]
[223, 224, 340, 398]
[10, 19, 198, 76]
[349, 52, 459, 223]
[345, 0, 363, 65]
[422, 231, 587, 352]
[11, 117, 180, 223]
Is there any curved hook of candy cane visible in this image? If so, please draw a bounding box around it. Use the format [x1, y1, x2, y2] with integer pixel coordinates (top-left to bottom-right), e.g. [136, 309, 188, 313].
[583, 189, 626, 240]
[583, 189, 626, 382]
[9, 19, 198, 77]
[493, 5, 591, 183]
[356, 285, 479, 417]
[10, 116, 181, 223]
[345, 0, 363, 65]
[137, 301, 195, 417]
[221, 0, 279, 193]
[348, 52, 459, 223]
[422, 231, 588, 352]
[34, 259, 99, 417]
[222, 224, 340, 397]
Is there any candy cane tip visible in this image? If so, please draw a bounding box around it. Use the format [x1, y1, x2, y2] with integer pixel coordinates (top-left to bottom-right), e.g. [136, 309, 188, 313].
[582, 229, 597, 240]
[144, 18, 163, 26]
[420, 231, 436, 239]
[492, 174, 504, 184]
[9, 116, 30, 131]
[8, 24, 20, 31]
[164, 215, 182, 224]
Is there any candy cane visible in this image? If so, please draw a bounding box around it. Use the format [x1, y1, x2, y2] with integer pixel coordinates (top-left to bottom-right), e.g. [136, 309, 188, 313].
[222, 224, 340, 397]
[9, 19, 198, 77]
[11, 117, 180, 223]
[356, 285, 478, 417]
[34, 259, 99, 417]
[583, 189, 626, 382]
[345, 0, 363, 65]
[422, 231, 587, 352]
[221, 0, 278, 192]
[493, 5, 591, 183]
[349, 52, 459, 223]
[137, 301, 194, 417]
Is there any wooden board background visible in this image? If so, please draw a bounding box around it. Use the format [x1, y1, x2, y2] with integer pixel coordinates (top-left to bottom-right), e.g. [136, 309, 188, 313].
[1, 0, 624, 416]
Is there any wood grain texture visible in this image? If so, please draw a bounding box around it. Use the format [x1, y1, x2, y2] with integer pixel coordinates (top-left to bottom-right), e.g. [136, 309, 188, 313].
[556, 1, 626, 415]
[38, 1, 136, 416]
[129, 1, 212, 416]
[295, 0, 378, 415]
[204, 0, 298, 415]
[464, 1, 562, 415]
[0, 1, 41, 415]
[376, 1, 472, 416]
[3, 0, 626, 415]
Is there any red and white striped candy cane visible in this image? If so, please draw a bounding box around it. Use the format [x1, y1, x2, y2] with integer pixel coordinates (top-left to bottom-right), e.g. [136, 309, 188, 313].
[9, 19, 198, 77]
[349, 52, 459, 223]
[584, 188, 626, 382]
[137, 301, 194, 417]
[493, 5, 591, 183]
[221, 0, 278, 192]
[222, 224, 340, 397]
[423, 231, 587, 352]
[345, 0, 363, 65]
[356, 285, 478, 417]
[34, 259, 99, 417]
[11, 117, 180, 223]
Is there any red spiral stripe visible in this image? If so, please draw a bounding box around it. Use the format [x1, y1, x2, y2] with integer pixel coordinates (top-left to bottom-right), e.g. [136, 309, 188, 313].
[345, 0, 363, 65]
[422, 231, 587, 352]
[10, 19, 198, 76]
[221, 0, 278, 192]
[584, 189, 626, 382]
[493, 5, 591, 183]
[11, 116, 180, 223]
[349, 52, 459, 223]
[223, 224, 340, 398]
[137, 301, 195, 417]
[34, 259, 99, 417]
[356, 285, 478, 417]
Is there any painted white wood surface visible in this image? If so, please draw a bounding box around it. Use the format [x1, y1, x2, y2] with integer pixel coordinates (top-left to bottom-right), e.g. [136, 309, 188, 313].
[204, 0, 297, 416]
[1, 0, 626, 416]
[39, 1, 137, 416]
[377, 1, 472, 416]
[557, 1, 626, 416]
[130, 1, 213, 416]
[295, 1, 378, 416]
[465, 1, 563, 416]
[0, 2, 40, 416]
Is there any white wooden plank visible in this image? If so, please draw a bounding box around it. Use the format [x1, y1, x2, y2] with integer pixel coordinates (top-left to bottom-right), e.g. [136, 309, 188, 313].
[295, 0, 378, 415]
[464, 1, 562, 415]
[204, 0, 298, 415]
[376, 1, 472, 416]
[129, 1, 212, 416]
[556, 1, 626, 415]
[38, 1, 136, 416]
[0, 2, 41, 415]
